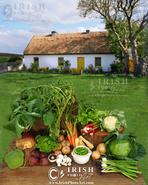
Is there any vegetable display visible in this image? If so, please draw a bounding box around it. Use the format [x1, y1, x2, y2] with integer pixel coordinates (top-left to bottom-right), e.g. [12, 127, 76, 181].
[3, 85, 146, 182]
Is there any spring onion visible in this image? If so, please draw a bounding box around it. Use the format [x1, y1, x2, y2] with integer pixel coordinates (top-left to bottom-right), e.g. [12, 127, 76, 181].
[101, 157, 142, 181]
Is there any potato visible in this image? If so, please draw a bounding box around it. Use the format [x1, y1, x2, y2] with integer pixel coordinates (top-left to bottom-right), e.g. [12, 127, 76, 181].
[53, 143, 62, 151]
[62, 146, 71, 155]
[58, 135, 65, 142]
[96, 143, 106, 155]
[54, 150, 62, 156]
[92, 151, 101, 160]
[61, 140, 70, 147]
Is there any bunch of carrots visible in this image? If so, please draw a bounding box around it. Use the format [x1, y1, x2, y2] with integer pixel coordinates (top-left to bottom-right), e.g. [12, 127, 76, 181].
[66, 121, 78, 147]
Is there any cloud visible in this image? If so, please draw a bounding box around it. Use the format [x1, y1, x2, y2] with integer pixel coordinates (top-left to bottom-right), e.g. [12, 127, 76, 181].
[0, 0, 84, 23]
[0, 28, 33, 53]
[0, 0, 105, 53]
[77, 25, 105, 32]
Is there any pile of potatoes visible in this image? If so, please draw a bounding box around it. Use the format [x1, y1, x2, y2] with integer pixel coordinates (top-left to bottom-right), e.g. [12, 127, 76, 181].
[54, 135, 71, 156]
[92, 143, 106, 160]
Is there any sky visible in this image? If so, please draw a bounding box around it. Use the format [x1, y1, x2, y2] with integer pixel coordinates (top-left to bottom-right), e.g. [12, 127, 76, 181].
[0, 0, 105, 54]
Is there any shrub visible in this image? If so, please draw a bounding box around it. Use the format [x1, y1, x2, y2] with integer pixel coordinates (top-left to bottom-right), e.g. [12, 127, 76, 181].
[48, 68, 60, 74]
[110, 62, 125, 73]
[30, 61, 39, 72]
[64, 60, 71, 68]
[62, 60, 71, 74]
[71, 68, 80, 75]
[83, 64, 103, 74]
[7, 56, 22, 63]
[39, 67, 49, 72]
[22, 64, 27, 71]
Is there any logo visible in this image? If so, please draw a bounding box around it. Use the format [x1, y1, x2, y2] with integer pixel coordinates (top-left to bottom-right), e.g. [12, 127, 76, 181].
[3, 4, 12, 18]
[48, 167, 65, 182]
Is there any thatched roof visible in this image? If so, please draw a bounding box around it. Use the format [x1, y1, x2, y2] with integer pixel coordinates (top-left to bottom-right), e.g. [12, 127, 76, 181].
[24, 31, 114, 55]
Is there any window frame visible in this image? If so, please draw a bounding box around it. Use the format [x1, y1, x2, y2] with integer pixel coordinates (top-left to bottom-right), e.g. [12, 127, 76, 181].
[33, 57, 39, 63]
[58, 57, 64, 67]
[95, 57, 101, 67]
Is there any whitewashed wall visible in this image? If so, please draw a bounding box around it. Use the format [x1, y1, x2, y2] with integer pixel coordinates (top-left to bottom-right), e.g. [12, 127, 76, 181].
[23, 54, 115, 72]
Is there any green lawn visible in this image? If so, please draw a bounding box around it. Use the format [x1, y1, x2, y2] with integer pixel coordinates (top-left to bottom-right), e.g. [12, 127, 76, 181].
[0, 72, 148, 183]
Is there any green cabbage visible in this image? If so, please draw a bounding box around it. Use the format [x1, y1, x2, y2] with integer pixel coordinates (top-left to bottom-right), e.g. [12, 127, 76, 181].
[108, 139, 132, 159]
[106, 134, 146, 160]
[4, 149, 24, 169]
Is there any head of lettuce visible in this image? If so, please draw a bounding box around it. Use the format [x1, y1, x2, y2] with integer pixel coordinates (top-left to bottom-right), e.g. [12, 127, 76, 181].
[4, 149, 24, 169]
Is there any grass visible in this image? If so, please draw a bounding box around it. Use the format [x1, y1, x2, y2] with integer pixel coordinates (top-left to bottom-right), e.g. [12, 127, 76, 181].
[0, 72, 148, 183]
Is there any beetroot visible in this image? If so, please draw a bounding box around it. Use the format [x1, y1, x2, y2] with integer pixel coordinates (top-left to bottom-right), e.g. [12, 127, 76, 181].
[22, 132, 34, 139]
[29, 157, 39, 166]
[40, 152, 48, 158]
[40, 157, 49, 166]
[31, 150, 40, 158]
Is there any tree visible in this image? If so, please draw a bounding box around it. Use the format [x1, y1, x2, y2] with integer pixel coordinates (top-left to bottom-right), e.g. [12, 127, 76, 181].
[78, 0, 148, 76]
[107, 20, 146, 60]
[143, 27, 148, 57]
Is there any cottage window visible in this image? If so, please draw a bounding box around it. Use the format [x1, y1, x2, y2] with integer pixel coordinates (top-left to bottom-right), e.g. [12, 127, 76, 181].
[33, 57, 39, 67]
[95, 57, 101, 67]
[58, 57, 64, 66]
[33, 57, 39, 65]
[34, 57, 39, 63]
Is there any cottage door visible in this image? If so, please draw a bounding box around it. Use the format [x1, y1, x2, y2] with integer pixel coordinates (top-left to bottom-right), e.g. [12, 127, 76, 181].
[77, 57, 85, 72]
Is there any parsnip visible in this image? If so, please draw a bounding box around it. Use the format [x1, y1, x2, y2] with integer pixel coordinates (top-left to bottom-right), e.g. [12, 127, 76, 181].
[78, 137, 85, 146]
[75, 138, 80, 147]
[79, 136, 94, 149]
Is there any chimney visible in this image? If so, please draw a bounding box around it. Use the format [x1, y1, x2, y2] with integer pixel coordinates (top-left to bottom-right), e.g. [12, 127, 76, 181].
[86, 30, 90, 34]
[51, 31, 57, 36]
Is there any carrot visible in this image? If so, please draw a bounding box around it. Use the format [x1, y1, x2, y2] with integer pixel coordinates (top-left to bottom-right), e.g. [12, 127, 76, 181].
[67, 135, 73, 146]
[66, 121, 78, 147]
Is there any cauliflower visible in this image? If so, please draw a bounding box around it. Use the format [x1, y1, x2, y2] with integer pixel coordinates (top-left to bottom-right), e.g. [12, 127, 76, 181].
[103, 116, 118, 132]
